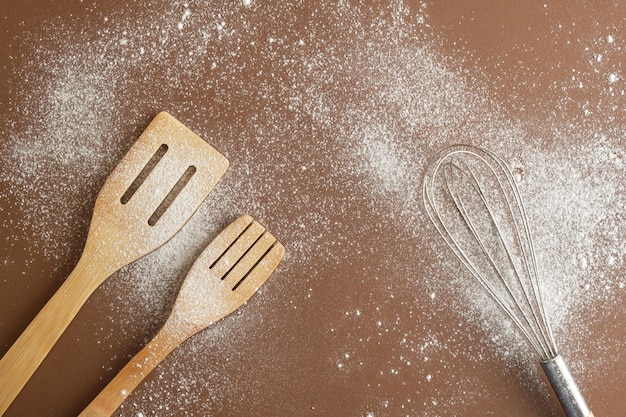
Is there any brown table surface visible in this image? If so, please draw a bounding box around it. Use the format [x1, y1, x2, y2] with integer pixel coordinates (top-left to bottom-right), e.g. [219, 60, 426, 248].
[1, 1, 624, 416]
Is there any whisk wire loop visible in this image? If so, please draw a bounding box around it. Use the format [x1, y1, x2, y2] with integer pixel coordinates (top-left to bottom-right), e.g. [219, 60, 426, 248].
[422, 144, 593, 417]
[446, 159, 555, 359]
[422, 145, 558, 360]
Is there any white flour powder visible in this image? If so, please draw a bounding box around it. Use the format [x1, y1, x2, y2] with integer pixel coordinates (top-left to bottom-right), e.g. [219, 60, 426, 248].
[0, 1, 623, 416]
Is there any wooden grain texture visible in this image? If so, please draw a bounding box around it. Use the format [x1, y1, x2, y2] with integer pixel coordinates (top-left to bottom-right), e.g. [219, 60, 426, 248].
[78, 215, 285, 417]
[0, 112, 229, 416]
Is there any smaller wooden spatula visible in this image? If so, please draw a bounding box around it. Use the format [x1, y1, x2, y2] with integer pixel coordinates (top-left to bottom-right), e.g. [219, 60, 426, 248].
[78, 215, 284, 417]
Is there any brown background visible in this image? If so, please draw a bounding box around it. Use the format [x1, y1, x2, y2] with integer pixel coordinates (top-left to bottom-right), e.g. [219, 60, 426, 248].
[1, 1, 624, 416]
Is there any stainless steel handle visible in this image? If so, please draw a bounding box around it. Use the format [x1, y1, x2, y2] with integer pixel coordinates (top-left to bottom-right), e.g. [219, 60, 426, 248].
[541, 355, 592, 417]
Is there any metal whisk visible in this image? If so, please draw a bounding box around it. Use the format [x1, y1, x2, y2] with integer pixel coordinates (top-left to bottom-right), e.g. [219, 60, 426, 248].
[422, 144, 593, 417]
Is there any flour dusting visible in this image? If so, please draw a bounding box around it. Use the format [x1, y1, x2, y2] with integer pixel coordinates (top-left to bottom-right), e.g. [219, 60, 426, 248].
[0, 1, 623, 416]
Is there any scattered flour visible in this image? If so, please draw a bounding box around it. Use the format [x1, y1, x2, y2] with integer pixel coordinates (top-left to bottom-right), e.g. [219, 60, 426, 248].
[0, 1, 624, 417]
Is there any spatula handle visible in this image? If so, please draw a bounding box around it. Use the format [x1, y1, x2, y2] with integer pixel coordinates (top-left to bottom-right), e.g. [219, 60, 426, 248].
[78, 327, 178, 417]
[0, 256, 105, 416]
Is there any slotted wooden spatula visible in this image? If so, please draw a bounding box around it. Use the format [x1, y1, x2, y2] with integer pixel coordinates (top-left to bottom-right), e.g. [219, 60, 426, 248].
[78, 215, 284, 417]
[0, 112, 229, 415]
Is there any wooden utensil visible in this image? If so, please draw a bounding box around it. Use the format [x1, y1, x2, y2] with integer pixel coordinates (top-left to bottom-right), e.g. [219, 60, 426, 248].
[0, 112, 229, 415]
[78, 215, 284, 417]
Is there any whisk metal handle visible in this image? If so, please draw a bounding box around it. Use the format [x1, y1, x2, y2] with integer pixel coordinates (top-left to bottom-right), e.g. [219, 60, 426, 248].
[541, 355, 593, 417]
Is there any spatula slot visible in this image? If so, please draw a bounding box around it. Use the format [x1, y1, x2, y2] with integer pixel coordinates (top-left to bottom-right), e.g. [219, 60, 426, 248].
[121, 144, 169, 205]
[147, 165, 197, 226]
[209, 222, 255, 270]
[232, 241, 278, 291]
[220, 232, 265, 281]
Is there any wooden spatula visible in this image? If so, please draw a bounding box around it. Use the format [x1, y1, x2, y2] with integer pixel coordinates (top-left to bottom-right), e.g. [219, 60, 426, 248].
[78, 215, 284, 417]
[0, 112, 229, 415]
